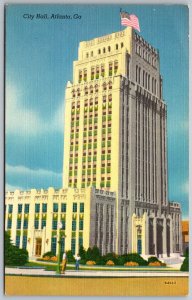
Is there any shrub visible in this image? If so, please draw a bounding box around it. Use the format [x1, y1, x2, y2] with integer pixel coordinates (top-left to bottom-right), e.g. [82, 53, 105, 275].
[43, 251, 55, 258]
[148, 261, 161, 267]
[79, 245, 86, 260]
[103, 252, 118, 265]
[122, 253, 148, 266]
[86, 260, 96, 265]
[116, 256, 127, 266]
[79, 259, 86, 265]
[5, 231, 28, 266]
[85, 246, 101, 262]
[106, 260, 115, 266]
[180, 256, 189, 272]
[66, 250, 75, 263]
[50, 256, 58, 262]
[124, 261, 139, 267]
[148, 256, 159, 263]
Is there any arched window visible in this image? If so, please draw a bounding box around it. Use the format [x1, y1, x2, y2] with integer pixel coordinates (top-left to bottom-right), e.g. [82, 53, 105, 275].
[136, 65, 138, 82]
[138, 67, 141, 84]
[108, 94, 112, 102]
[96, 66, 99, 79]
[143, 70, 145, 87]
[83, 69, 87, 82]
[121, 42, 124, 48]
[72, 89, 75, 98]
[145, 73, 148, 89]
[78, 70, 82, 83]
[116, 44, 118, 50]
[84, 86, 88, 95]
[148, 74, 150, 90]
[101, 64, 105, 77]
[108, 46, 111, 52]
[103, 82, 107, 91]
[90, 85, 93, 94]
[114, 60, 118, 74]
[77, 88, 81, 97]
[86, 52, 89, 58]
[95, 84, 99, 93]
[98, 49, 101, 54]
[103, 48, 106, 54]
[109, 62, 113, 76]
[152, 78, 154, 93]
[109, 81, 112, 90]
[91, 67, 95, 80]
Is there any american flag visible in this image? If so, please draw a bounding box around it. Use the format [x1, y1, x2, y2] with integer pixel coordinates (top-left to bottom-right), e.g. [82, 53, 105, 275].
[121, 12, 140, 32]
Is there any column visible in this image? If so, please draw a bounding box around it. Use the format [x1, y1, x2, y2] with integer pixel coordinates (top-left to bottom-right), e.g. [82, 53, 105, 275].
[162, 217, 167, 257]
[153, 217, 157, 256]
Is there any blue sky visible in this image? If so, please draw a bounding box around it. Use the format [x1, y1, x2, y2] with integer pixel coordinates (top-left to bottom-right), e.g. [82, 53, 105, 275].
[5, 5, 189, 218]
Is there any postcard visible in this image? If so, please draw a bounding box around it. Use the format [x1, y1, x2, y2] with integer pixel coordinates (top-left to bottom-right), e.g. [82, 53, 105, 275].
[4, 4, 189, 296]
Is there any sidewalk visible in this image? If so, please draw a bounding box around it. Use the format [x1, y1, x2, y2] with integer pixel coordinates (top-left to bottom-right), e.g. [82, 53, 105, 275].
[5, 267, 188, 277]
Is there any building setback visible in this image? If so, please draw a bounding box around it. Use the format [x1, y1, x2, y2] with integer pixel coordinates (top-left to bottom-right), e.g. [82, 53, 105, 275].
[5, 27, 182, 258]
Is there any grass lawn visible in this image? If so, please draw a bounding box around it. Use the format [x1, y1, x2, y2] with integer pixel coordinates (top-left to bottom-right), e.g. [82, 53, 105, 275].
[25, 261, 177, 272]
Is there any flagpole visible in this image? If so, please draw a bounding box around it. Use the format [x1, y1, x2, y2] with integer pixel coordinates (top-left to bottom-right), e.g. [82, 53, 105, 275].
[119, 8, 122, 31]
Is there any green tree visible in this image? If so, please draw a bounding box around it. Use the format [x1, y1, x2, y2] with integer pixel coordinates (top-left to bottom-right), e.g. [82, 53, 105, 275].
[5, 231, 28, 266]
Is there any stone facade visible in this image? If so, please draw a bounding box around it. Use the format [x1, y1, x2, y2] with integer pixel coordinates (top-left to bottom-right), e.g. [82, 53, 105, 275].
[5, 27, 183, 258]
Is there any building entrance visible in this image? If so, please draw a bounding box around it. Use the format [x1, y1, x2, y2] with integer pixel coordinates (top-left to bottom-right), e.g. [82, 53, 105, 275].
[35, 238, 42, 256]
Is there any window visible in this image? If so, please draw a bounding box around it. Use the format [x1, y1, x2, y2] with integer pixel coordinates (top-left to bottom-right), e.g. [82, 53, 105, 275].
[71, 238, 76, 255]
[79, 220, 84, 230]
[84, 86, 88, 95]
[77, 88, 81, 97]
[98, 49, 101, 54]
[17, 219, 21, 229]
[51, 237, 57, 255]
[7, 219, 12, 229]
[42, 203, 47, 213]
[61, 203, 67, 213]
[79, 237, 83, 248]
[16, 236, 20, 248]
[41, 219, 46, 229]
[79, 70, 82, 82]
[103, 47, 106, 53]
[101, 64, 105, 77]
[52, 220, 58, 230]
[83, 69, 87, 81]
[109, 62, 113, 76]
[22, 236, 27, 250]
[103, 82, 107, 91]
[35, 204, 40, 213]
[8, 204, 13, 214]
[23, 219, 28, 229]
[61, 220, 66, 230]
[116, 44, 118, 50]
[109, 82, 112, 90]
[121, 42, 124, 48]
[72, 89, 75, 98]
[73, 203, 77, 212]
[95, 85, 98, 93]
[91, 51, 93, 57]
[53, 203, 58, 213]
[86, 52, 89, 58]
[108, 46, 111, 52]
[34, 219, 39, 229]
[114, 60, 118, 74]
[90, 85, 93, 94]
[72, 220, 76, 231]
[24, 204, 29, 214]
[80, 203, 84, 213]
[18, 204, 22, 213]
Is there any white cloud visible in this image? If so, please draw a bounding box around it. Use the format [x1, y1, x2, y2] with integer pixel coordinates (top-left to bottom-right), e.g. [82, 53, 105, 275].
[5, 183, 24, 192]
[181, 180, 188, 195]
[6, 163, 62, 179]
[5, 83, 64, 136]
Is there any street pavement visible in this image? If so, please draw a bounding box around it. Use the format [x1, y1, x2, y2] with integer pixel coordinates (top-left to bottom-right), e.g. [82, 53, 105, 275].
[5, 267, 188, 277]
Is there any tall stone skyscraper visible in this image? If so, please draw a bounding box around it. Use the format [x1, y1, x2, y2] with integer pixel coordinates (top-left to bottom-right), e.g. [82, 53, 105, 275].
[63, 27, 182, 256]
